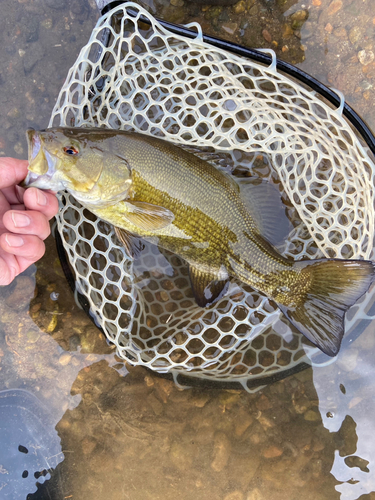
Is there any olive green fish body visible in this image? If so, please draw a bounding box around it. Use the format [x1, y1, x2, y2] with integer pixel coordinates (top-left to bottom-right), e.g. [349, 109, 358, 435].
[90, 133, 300, 299]
[24, 128, 375, 356]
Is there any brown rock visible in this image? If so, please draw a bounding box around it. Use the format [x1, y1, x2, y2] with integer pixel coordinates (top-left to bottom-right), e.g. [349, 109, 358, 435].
[256, 395, 271, 411]
[5, 275, 36, 311]
[224, 492, 244, 500]
[262, 29, 272, 43]
[211, 432, 231, 472]
[81, 436, 97, 455]
[234, 411, 253, 437]
[262, 445, 283, 458]
[327, 0, 342, 15]
[232, 0, 246, 14]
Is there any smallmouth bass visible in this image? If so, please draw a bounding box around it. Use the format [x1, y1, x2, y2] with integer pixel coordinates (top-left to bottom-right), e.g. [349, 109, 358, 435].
[23, 127, 375, 356]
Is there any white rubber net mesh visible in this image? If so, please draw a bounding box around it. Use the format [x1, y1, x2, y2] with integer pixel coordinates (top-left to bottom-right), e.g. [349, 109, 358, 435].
[50, 3, 375, 389]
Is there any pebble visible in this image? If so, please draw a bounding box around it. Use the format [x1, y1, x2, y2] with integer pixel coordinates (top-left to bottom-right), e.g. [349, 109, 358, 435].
[59, 352, 72, 366]
[45, 0, 67, 8]
[256, 395, 271, 411]
[262, 445, 283, 458]
[291, 10, 308, 30]
[224, 492, 244, 500]
[222, 23, 238, 36]
[211, 432, 231, 472]
[248, 4, 258, 15]
[27, 330, 40, 343]
[169, 442, 193, 471]
[232, 0, 246, 14]
[234, 412, 253, 437]
[7, 107, 20, 120]
[282, 24, 293, 39]
[337, 349, 358, 371]
[324, 23, 333, 34]
[170, 0, 184, 6]
[358, 50, 374, 66]
[262, 30, 272, 43]
[349, 26, 362, 46]
[246, 489, 262, 500]
[81, 436, 97, 455]
[147, 393, 163, 415]
[40, 18, 53, 29]
[327, 0, 342, 15]
[14, 142, 24, 155]
[304, 410, 320, 421]
[192, 393, 210, 408]
[5, 276, 36, 311]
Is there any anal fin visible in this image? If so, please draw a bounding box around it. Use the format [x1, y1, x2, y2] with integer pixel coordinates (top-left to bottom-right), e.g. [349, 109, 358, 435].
[189, 265, 229, 307]
[115, 227, 145, 258]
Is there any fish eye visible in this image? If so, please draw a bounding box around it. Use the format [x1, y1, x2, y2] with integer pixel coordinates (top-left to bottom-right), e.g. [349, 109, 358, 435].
[63, 146, 79, 156]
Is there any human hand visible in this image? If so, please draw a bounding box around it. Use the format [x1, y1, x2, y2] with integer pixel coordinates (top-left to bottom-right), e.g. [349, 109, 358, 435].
[0, 157, 59, 286]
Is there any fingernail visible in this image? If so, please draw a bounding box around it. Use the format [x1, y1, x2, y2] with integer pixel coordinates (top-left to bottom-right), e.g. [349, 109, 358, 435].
[11, 212, 30, 228]
[37, 190, 47, 206]
[5, 234, 24, 247]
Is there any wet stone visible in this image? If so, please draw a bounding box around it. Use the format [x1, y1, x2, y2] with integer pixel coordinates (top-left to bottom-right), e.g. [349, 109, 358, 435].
[304, 409, 320, 421]
[23, 43, 45, 73]
[246, 488, 263, 500]
[358, 50, 374, 66]
[147, 393, 163, 415]
[5, 275, 36, 311]
[327, 0, 342, 15]
[81, 436, 97, 455]
[262, 445, 283, 458]
[232, 0, 246, 14]
[211, 432, 231, 472]
[26, 330, 40, 343]
[349, 26, 362, 46]
[44, 0, 67, 9]
[222, 23, 238, 35]
[224, 491, 244, 500]
[59, 352, 72, 366]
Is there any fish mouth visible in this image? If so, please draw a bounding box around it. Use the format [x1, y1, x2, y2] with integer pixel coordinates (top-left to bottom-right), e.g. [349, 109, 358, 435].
[22, 129, 64, 191]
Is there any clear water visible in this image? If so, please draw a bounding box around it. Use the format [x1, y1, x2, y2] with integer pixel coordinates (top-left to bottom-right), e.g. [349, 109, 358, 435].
[1, 0, 375, 499]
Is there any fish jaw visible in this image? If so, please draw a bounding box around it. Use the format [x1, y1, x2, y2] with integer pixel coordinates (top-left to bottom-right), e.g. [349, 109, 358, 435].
[23, 129, 67, 191]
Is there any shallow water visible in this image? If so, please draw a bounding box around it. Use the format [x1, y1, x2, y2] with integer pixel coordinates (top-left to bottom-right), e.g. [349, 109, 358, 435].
[1, 0, 375, 499]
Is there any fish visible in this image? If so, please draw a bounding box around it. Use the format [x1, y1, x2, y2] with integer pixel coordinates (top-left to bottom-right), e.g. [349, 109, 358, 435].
[23, 127, 375, 357]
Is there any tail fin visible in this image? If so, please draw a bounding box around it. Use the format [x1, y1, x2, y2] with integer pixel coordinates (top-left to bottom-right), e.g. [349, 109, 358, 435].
[277, 260, 375, 357]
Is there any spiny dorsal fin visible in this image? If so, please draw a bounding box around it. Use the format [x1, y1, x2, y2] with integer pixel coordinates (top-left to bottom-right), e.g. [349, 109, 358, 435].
[189, 265, 229, 308]
[123, 200, 174, 231]
[237, 177, 293, 247]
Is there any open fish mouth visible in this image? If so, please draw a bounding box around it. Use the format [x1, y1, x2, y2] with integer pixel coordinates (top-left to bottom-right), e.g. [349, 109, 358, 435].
[22, 129, 62, 191]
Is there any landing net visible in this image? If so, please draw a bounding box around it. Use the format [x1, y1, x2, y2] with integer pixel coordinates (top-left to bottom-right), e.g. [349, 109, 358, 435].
[50, 2, 375, 390]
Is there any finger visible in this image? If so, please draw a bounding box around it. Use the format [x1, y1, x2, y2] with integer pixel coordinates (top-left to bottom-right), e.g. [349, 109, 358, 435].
[1, 185, 25, 205]
[23, 188, 59, 220]
[0, 191, 11, 221]
[0, 233, 45, 263]
[0, 252, 19, 286]
[9, 204, 25, 211]
[0, 158, 29, 190]
[2, 210, 51, 240]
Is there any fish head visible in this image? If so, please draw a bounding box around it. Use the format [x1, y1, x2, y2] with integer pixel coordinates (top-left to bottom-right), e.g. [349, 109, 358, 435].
[24, 128, 132, 207]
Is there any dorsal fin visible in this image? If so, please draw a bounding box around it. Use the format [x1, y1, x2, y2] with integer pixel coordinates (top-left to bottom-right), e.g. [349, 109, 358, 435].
[237, 177, 293, 247]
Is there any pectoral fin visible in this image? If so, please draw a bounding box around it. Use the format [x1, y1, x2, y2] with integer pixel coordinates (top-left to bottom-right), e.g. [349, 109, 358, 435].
[115, 227, 144, 258]
[189, 265, 229, 307]
[123, 201, 175, 231]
